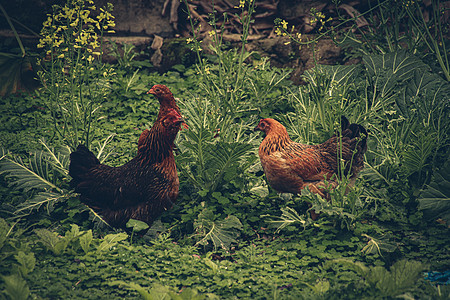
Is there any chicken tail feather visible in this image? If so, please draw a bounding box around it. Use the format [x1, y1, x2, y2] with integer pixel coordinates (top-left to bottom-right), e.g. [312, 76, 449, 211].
[341, 116, 367, 152]
[69, 145, 100, 187]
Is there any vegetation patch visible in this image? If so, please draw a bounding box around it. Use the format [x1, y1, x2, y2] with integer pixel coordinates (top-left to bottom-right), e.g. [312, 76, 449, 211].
[0, 0, 449, 299]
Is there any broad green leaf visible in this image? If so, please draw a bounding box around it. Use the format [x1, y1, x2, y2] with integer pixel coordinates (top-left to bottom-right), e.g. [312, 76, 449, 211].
[0, 218, 8, 250]
[194, 209, 242, 250]
[126, 219, 150, 232]
[14, 251, 36, 276]
[34, 228, 62, 255]
[365, 260, 425, 297]
[418, 165, 450, 223]
[266, 206, 307, 233]
[0, 152, 62, 193]
[97, 233, 128, 252]
[361, 233, 397, 256]
[79, 229, 93, 254]
[2, 274, 30, 300]
[363, 51, 428, 99]
[109, 280, 153, 300]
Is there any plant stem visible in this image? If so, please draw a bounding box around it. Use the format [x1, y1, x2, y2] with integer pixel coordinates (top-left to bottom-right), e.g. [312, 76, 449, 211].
[0, 4, 26, 57]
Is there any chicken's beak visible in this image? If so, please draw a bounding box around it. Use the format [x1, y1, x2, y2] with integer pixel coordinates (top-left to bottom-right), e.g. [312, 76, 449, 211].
[175, 117, 185, 125]
[147, 88, 155, 95]
[174, 117, 188, 130]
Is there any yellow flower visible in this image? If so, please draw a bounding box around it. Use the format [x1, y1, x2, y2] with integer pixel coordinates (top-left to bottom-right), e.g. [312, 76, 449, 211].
[208, 30, 215, 37]
[186, 38, 193, 44]
[281, 20, 288, 30]
[57, 53, 64, 59]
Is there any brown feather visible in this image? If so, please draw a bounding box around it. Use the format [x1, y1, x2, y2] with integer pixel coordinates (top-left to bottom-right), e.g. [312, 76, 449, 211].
[255, 117, 367, 215]
[69, 86, 184, 227]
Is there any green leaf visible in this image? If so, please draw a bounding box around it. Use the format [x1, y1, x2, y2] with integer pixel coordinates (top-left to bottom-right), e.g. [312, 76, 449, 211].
[126, 219, 150, 232]
[96, 232, 128, 252]
[418, 164, 450, 223]
[2, 274, 30, 300]
[0, 148, 71, 215]
[363, 51, 428, 99]
[0, 151, 62, 193]
[365, 260, 425, 297]
[34, 228, 64, 255]
[401, 131, 436, 176]
[14, 251, 36, 276]
[0, 217, 9, 250]
[361, 233, 397, 256]
[110, 280, 153, 300]
[194, 209, 242, 250]
[79, 229, 93, 254]
[265, 206, 307, 233]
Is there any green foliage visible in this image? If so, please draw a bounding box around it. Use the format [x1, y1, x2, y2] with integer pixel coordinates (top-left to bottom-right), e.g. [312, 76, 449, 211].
[177, 95, 256, 194]
[36, 0, 115, 149]
[79, 229, 93, 254]
[2, 274, 30, 300]
[324, 0, 449, 80]
[325, 259, 426, 297]
[364, 259, 426, 297]
[0, 1, 449, 298]
[35, 224, 83, 255]
[14, 251, 35, 276]
[96, 232, 128, 252]
[126, 219, 150, 232]
[360, 233, 397, 256]
[266, 206, 308, 233]
[0, 142, 71, 216]
[193, 209, 242, 250]
[418, 163, 450, 223]
[111, 281, 218, 300]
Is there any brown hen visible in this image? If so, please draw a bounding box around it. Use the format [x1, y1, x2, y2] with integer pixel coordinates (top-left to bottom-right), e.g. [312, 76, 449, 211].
[255, 117, 367, 218]
[69, 85, 183, 227]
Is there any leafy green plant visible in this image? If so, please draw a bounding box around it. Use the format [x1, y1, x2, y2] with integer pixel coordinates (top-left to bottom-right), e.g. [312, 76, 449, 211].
[266, 206, 308, 233]
[111, 281, 217, 300]
[0, 217, 35, 300]
[0, 141, 71, 217]
[418, 162, 450, 223]
[177, 95, 256, 194]
[126, 218, 149, 244]
[325, 259, 426, 297]
[404, 0, 449, 80]
[0, 138, 115, 224]
[193, 208, 242, 250]
[2, 274, 30, 300]
[36, 0, 115, 149]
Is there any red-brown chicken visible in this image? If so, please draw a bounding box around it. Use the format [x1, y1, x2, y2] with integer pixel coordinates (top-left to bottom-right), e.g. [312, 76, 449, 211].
[255, 117, 367, 217]
[69, 85, 183, 227]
